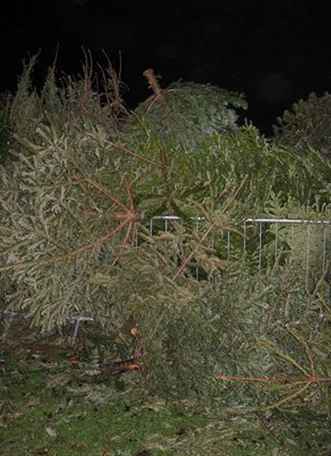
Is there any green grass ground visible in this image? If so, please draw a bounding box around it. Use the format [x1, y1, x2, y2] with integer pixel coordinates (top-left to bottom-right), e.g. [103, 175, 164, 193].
[1, 324, 330, 456]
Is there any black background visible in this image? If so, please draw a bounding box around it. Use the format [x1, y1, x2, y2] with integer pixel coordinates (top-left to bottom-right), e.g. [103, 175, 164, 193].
[1, 1, 330, 134]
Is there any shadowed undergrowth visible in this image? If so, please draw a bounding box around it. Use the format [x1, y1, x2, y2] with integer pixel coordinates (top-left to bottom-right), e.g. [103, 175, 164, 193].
[1, 325, 331, 456]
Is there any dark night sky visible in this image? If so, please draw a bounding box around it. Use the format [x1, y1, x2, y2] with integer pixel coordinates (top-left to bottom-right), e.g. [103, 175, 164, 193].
[1, 1, 330, 134]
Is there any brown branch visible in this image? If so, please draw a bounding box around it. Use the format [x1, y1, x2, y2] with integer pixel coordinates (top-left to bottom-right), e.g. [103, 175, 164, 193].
[172, 178, 248, 281]
[216, 372, 331, 385]
[143, 68, 163, 99]
[0, 217, 131, 273]
[72, 174, 130, 213]
[172, 222, 215, 281]
[113, 143, 168, 170]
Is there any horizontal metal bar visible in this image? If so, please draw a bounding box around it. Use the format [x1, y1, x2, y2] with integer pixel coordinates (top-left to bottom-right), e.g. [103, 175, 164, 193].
[151, 215, 204, 221]
[151, 215, 331, 225]
[245, 218, 331, 225]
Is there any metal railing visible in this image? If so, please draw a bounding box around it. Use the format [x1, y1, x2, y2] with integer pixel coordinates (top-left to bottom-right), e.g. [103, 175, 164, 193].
[149, 215, 331, 286]
[2, 216, 331, 341]
[243, 218, 331, 275]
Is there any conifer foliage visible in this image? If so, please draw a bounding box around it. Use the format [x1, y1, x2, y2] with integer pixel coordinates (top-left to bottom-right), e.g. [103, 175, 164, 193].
[0, 55, 331, 412]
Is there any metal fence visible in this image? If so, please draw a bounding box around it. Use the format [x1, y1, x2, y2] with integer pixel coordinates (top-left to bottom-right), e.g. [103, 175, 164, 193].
[2, 216, 331, 340]
[243, 217, 331, 276]
[149, 215, 331, 280]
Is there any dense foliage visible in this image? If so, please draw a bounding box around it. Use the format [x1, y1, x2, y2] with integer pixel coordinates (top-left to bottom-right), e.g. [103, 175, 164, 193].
[274, 91, 331, 160]
[123, 69, 247, 150]
[0, 55, 330, 417]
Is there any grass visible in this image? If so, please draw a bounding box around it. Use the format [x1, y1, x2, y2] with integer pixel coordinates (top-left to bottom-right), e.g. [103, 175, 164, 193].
[1, 321, 331, 456]
[0, 348, 205, 455]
